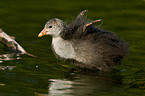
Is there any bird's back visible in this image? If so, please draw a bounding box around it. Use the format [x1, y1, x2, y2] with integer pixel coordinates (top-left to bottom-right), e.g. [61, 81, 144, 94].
[60, 15, 129, 71]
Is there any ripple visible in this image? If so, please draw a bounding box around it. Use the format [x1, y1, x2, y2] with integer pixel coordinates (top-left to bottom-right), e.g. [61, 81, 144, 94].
[0, 66, 16, 70]
[0, 53, 21, 63]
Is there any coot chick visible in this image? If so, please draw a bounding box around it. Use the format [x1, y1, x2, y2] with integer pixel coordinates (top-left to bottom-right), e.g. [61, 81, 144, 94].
[38, 10, 129, 71]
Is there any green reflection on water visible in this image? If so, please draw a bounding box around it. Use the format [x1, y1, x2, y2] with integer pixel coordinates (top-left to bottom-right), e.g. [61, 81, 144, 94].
[0, 0, 145, 96]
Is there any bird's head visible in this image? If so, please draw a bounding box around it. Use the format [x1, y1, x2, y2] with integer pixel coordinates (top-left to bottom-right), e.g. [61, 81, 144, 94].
[38, 18, 64, 37]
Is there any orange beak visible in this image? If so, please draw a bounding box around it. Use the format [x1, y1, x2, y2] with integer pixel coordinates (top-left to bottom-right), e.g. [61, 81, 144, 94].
[38, 28, 47, 37]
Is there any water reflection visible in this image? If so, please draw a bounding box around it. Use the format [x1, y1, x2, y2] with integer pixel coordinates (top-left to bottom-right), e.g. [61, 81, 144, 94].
[0, 53, 21, 63]
[48, 79, 74, 96]
[36, 74, 122, 96]
[0, 83, 5, 86]
[0, 66, 16, 70]
[0, 53, 20, 70]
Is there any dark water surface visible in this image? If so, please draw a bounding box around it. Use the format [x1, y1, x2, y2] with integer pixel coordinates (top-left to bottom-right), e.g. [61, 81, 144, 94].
[0, 0, 145, 96]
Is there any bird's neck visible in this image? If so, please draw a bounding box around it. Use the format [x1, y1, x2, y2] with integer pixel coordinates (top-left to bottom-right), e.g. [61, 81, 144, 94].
[52, 36, 75, 59]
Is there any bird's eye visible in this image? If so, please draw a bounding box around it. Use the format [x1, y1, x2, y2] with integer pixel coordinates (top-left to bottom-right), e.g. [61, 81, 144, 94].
[49, 26, 52, 28]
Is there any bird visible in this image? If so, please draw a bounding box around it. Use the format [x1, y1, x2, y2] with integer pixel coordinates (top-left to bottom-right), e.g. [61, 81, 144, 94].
[38, 10, 129, 71]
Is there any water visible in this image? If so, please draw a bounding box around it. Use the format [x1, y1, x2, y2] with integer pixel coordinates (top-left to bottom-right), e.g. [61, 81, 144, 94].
[0, 49, 124, 96]
[0, 58, 123, 96]
[0, 0, 145, 96]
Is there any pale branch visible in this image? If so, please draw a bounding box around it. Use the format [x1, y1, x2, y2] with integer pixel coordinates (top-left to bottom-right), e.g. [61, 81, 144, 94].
[0, 28, 37, 57]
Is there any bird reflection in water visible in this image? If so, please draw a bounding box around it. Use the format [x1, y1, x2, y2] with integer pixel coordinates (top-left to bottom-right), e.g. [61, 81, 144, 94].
[35, 74, 122, 96]
[48, 79, 74, 96]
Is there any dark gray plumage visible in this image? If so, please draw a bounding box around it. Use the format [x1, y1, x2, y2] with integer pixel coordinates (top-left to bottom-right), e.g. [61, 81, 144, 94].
[38, 10, 129, 71]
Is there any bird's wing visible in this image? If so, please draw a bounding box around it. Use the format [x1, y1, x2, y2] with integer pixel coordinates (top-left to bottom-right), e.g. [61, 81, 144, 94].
[61, 10, 102, 40]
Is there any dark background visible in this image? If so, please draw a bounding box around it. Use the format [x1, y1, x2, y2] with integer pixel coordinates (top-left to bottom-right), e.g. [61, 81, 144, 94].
[0, 0, 145, 95]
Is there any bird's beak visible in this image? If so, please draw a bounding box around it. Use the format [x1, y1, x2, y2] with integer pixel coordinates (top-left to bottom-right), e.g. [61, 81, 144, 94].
[38, 28, 47, 37]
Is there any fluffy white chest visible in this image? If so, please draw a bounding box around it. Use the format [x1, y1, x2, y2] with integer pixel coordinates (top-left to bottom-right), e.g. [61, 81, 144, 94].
[52, 37, 75, 59]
